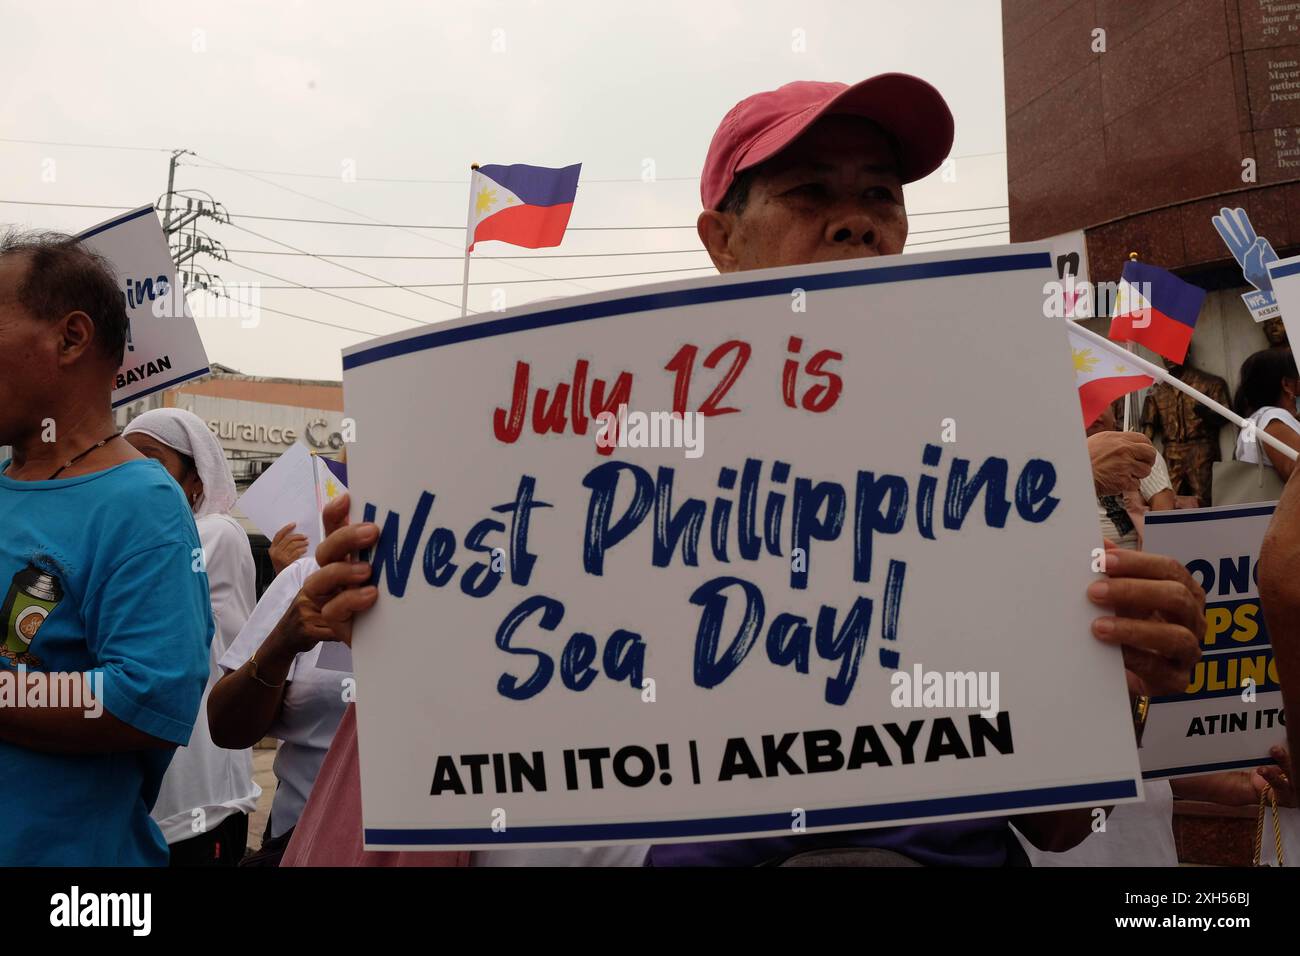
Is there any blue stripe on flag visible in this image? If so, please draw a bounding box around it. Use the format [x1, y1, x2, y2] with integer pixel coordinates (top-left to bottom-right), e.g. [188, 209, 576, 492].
[477, 163, 581, 207]
[1122, 259, 1206, 329]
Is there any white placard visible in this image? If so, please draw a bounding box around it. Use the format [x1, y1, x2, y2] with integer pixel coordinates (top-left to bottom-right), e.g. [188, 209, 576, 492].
[342, 245, 1142, 850]
[76, 206, 210, 407]
[236, 442, 323, 553]
[1140, 503, 1285, 778]
[1045, 229, 1091, 319]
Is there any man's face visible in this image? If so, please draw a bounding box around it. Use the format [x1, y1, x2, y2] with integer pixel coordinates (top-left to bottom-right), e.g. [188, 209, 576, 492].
[0, 254, 60, 445]
[701, 114, 908, 272]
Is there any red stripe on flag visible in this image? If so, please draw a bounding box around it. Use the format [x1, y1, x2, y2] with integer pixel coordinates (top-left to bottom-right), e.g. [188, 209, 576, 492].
[1078, 374, 1154, 428]
[1108, 308, 1195, 364]
[470, 202, 575, 251]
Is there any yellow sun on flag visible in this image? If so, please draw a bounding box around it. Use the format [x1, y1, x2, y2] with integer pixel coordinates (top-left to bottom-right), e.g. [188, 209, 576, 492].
[475, 187, 498, 214]
[324, 477, 340, 500]
[1072, 347, 1098, 374]
[1115, 364, 1127, 373]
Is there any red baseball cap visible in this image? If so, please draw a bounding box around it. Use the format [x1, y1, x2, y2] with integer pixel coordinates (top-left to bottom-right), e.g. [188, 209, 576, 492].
[700, 74, 955, 210]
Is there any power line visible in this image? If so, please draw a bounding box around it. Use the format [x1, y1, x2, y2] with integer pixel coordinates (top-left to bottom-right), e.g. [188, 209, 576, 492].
[177, 151, 1006, 184]
[910, 204, 1008, 218]
[215, 220, 1009, 261]
[180, 161, 699, 184]
[224, 246, 710, 260]
[242, 227, 1011, 287]
[252, 264, 716, 289]
[0, 135, 1003, 176]
[0, 199, 143, 212]
[198, 287, 385, 337]
[0, 197, 1010, 229]
[225, 205, 1010, 229]
[223, 220, 468, 313]
[906, 228, 1009, 247]
[0, 137, 173, 153]
[222, 252, 435, 323]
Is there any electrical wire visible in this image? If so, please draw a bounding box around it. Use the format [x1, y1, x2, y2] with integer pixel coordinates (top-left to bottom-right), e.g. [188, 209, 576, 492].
[248, 264, 716, 289]
[219, 254, 432, 323]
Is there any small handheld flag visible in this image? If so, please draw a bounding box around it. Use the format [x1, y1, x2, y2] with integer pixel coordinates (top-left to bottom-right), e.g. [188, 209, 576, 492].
[1068, 324, 1154, 427]
[313, 454, 348, 519]
[468, 163, 581, 252]
[1107, 259, 1206, 364]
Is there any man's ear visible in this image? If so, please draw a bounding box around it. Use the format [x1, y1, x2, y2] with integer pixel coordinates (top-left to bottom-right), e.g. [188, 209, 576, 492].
[698, 209, 740, 273]
[53, 310, 98, 367]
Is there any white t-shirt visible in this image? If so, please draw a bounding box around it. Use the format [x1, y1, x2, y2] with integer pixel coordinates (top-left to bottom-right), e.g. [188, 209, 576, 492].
[152, 514, 262, 844]
[1015, 781, 1179, 866]
[219, 556, 350, 838]
[1236, 406, 1300, 467]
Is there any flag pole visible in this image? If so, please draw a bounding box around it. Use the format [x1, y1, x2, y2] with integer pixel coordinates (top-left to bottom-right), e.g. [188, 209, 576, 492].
[1122, 251, 1139, 432]
[1070, 319, 1299, 462]
[461, 163, 479, 317]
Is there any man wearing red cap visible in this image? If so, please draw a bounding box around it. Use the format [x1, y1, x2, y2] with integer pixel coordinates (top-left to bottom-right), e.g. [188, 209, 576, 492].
[647, 75, 1206, 866]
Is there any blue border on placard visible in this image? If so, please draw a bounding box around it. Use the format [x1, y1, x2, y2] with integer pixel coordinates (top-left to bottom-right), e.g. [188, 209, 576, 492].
[77, 205, 156, 241]
[110, 365, 210, 409]
[1144, 504, 1276, 524]
[1143, 757, 1272, 779]
[343, 251, 1051, 371]
[364, 778, 1137, 846]
[1270, 260, 1300, 280]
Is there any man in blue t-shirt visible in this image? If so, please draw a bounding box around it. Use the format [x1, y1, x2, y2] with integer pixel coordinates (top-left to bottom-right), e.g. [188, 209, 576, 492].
[0, 230, 212, 865]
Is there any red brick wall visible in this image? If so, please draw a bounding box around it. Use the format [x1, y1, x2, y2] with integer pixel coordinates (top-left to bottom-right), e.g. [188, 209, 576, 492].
[1004, 0, 1300, 279]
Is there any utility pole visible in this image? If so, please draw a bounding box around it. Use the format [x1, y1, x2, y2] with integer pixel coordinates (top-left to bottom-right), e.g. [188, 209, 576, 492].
[161, 149, 193, 234]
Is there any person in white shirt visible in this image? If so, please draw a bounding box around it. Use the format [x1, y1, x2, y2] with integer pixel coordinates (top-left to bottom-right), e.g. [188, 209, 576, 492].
[123, 408, 261, 865]
[1087, 406, 1175, 549]
[1235, 347, 1300, 480]
[208, 554, 347, 865]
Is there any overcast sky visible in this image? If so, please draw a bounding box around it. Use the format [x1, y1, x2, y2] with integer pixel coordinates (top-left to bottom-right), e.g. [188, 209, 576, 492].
[2, 0, 1008, 381]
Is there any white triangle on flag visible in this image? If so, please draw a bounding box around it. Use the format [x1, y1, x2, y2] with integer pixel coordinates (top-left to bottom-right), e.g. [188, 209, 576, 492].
[1066, 326, 1150, 386]
[469, 170, 525, 233]
[1112, 276, 1152, 319]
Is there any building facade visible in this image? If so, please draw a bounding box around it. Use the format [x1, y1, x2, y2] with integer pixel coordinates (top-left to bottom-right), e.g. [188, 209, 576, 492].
[1005, 0, 1295, 461]
[115, 363, 345, 492]
[1003, 0, 1297, 865]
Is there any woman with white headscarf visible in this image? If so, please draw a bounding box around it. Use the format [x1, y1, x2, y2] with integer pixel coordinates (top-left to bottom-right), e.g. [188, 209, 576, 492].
[123, 408, 261, 866]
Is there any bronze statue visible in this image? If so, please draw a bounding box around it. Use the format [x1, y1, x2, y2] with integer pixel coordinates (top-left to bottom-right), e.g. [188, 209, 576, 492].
[1140, 347, 1230, 507]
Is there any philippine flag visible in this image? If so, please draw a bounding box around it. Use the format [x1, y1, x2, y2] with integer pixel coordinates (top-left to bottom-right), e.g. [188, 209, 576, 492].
[1107, 259, 1206, 364]
[468, 163, 581, 252]
[1068, 324, 1154, 427]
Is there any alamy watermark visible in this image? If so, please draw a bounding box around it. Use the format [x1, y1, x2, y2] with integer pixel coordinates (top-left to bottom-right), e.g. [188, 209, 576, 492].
[889, 663, 1000, 718]
[595, 404, 704, 459]
[0, 666, 104, 717]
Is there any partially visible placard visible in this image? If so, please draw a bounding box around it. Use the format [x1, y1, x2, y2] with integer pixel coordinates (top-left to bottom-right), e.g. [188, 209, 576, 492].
[76, 206, 210, 407]
[236, 442, 323, 553]
[1140, 503, 1286, 778]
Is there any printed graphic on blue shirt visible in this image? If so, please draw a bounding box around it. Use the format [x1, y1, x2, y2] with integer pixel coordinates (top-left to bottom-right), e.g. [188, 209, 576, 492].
[0, 561, 64, 667]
